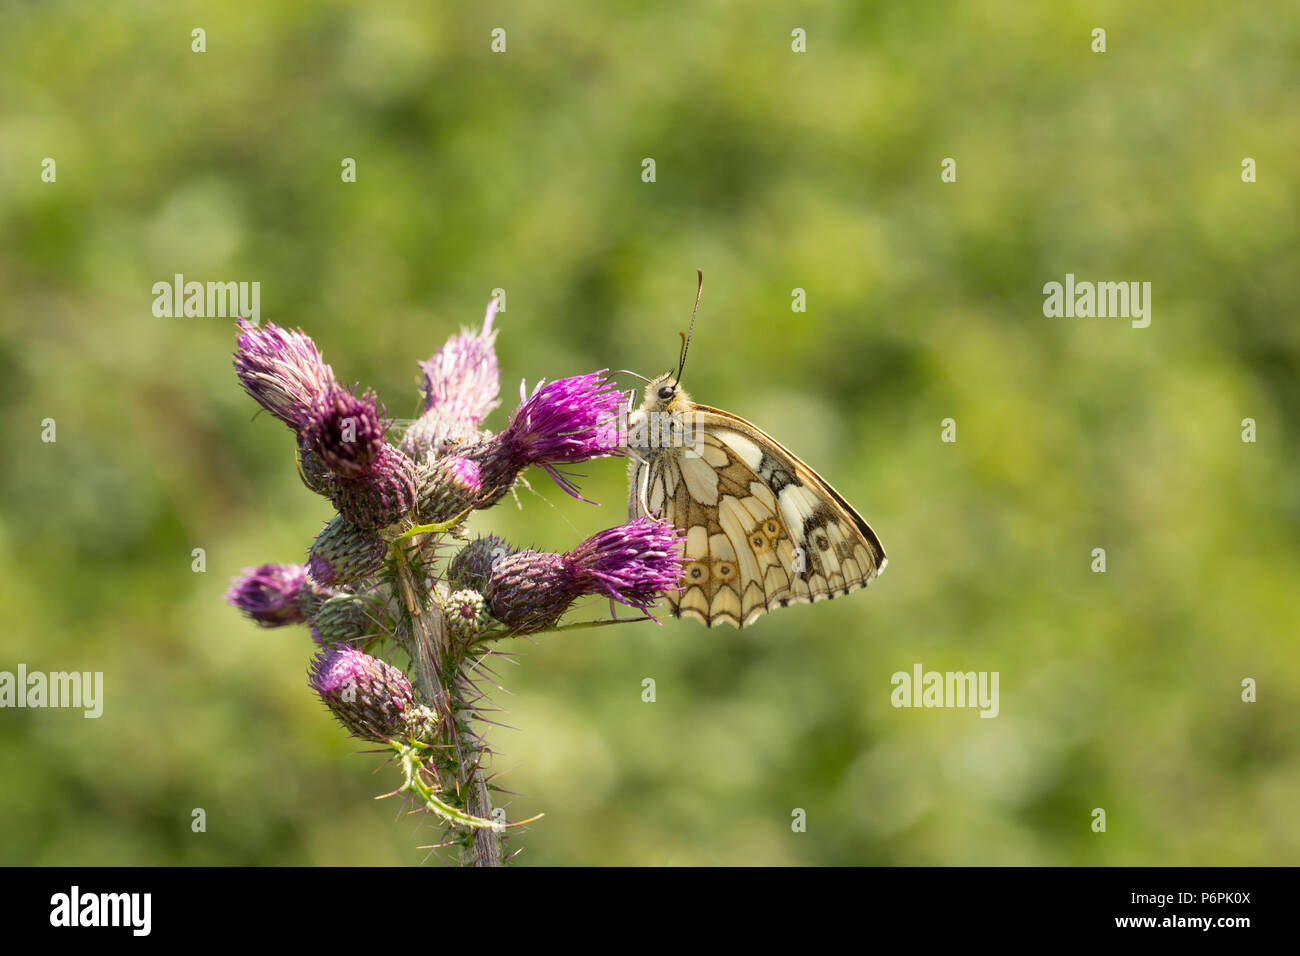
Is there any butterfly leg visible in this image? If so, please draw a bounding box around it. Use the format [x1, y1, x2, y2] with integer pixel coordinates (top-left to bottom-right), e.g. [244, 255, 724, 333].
[637, 457, 652, 516]
[624, 446, 653, 517]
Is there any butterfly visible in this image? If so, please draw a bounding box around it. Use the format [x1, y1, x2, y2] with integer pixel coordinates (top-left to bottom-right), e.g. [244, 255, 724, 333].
[623, 272, 887, 628]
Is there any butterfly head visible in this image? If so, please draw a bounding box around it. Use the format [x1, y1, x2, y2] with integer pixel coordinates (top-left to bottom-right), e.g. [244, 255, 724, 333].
[640, 269, 704, 414]
[639, 372, 692, 415]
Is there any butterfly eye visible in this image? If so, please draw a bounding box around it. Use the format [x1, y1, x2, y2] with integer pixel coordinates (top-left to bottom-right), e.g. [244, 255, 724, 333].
[657, 385, 675, 400]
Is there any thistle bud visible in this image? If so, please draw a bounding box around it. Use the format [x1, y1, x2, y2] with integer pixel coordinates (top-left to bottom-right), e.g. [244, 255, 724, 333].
[310, 592, 382, 645]
[442, 589, 487, 640]
[330, 444, 419, 531]
[226, 563, 314, 627]
[233, 320, 336, 428]
[448, 535, 515, 591]
[414, 455, 484, 525]
[308, 515, 389, 586]
[309, 646, 415, 742]
[403, 704, 441, 743]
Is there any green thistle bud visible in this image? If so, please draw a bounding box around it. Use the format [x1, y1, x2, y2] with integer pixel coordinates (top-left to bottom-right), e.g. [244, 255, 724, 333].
[448, 535, 515, 591]
[403, 704, 441, 743]
[442, 589, 487, 640]
[310, 592, 381, 645]
[415, 455, 484, 525]
[308, 515, 388, 587]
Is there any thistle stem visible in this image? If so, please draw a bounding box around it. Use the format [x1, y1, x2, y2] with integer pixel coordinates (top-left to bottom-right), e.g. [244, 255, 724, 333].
[392, 535, 502, 866]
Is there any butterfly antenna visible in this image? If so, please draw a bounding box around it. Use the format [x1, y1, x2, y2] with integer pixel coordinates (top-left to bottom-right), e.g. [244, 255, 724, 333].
[673, 268, 703, 386]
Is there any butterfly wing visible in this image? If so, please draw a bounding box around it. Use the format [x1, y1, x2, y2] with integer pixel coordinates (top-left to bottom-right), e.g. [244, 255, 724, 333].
[630, 406, 887, 628]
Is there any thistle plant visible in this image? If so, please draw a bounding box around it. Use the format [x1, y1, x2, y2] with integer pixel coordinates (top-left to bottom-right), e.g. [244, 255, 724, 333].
[226, 301, 685, 865]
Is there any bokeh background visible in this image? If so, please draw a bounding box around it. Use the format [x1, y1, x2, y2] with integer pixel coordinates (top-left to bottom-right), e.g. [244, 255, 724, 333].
[1, 0, 1297, 865]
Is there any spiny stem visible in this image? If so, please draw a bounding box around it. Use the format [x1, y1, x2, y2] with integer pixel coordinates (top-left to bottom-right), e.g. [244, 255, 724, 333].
[391, 535, 503, 866]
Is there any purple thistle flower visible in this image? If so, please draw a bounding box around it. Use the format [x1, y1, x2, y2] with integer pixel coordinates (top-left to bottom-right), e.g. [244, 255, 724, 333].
[483, 517, 684, 633]
[308, 646, 414, 741]
[568, 515, 685, 613]
[233, 320, 336, 428]
[226, 563, 314, 627]
[402, 300, 503, 463]
[420, 298, 501, 425]
[303, 384, 387, 480]
[446, 455, 482, 491]
[507, 371, 625, 467]
[466, 371, 626, 503]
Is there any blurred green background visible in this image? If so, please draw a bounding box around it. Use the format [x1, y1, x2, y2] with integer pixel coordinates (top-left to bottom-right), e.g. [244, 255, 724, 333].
[1, 0, 1297, 865]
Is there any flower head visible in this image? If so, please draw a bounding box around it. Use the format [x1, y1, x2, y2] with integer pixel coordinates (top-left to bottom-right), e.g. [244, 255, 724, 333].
[402, 300, 503, 464]
[507, 371, 625, 466]
[420, 298, 502, 425]
[233, 320, 336, 428]
[467, 371, 625, 502]
[226, 563, 314, 627]
[483, 517, 684, 632]
[568, 515, 685, 614]
[309, 646, 414, 741]
[304, 385, 387, 480]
